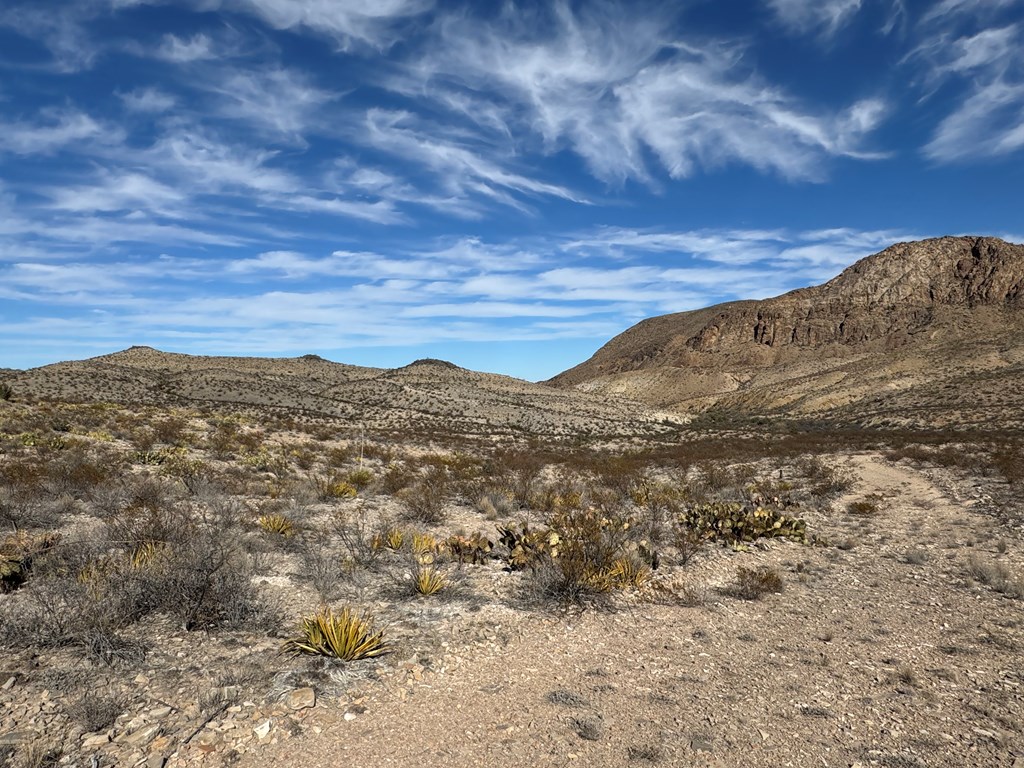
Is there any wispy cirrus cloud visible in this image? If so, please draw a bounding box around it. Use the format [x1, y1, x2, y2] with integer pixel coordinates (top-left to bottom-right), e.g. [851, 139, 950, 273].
[910, 6, 1024, 163]
[391, 2, 888, 185]
[767, 0, 864, 37]
[0, 109, 117, 155]
[362, 109, 583, 211]
[211, 0, 433, 48]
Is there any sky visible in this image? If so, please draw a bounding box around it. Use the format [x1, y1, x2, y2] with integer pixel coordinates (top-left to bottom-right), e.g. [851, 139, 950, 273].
[1, 0, 1022, 380]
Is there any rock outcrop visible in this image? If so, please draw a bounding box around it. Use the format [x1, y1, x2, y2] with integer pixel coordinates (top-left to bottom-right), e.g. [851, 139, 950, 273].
[550, 236, 1024, 430]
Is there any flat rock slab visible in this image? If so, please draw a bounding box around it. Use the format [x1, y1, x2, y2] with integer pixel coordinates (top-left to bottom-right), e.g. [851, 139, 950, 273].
[284, 688, 316, 711]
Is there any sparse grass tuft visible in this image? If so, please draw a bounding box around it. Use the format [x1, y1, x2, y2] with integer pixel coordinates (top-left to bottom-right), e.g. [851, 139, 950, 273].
[966, 555, 1024, 598]
[848, 496, 881, 516]
[729, 566, 784, 600]
[282, 606, 389, 660]
[66, 692, 124, 732]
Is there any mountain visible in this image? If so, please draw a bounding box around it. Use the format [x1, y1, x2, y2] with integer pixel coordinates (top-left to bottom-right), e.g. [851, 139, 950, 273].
[4, 346, 681, 439]
[549, 236, 1024, 431]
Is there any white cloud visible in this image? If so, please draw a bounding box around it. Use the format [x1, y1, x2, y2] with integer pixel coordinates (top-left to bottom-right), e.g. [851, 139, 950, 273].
[0, 110, 115, 155]
[199, 65, 338, 139]
[362, 109, 583, 209]
[213, 0, 432, 48]
[45, 170, 187, 216]
[396, 3, 888, 184]
[153, 32, 219, 62]
[925, 80, 1024, 161]
[768, 0, 864, 37]
[119, 87, 177, 112]
[910, 17, 1024, 162]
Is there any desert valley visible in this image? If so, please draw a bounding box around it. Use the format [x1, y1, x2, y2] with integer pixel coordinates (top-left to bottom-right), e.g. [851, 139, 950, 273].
[2, 236, 1023, 768]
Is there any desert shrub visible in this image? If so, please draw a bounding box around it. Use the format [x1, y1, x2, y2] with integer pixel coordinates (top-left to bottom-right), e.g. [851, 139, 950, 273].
[398, 466, 449, 524]
[97, 501, 275, 631]
[1, 531, 60, 592]
[66, 692, 125, 732]
[507, 508, 641, 606]
[0, 382, 13, 401]
[967, 555, 1024, 598]
[729, 566, 784, 600]
[43, 448, 118, 499]
[282, 607, 389, 660]
[796, 457, 852, 497]
[311, 474, 358, 501]
[337, 509, 384, 566]
[345, 467, 375, 491]
[848, 496, 881, 516]
[673, 527, 705, 566]
[299, 543, 349, 600]
[495, 449, 545, 508]
[8, 737, 61, 768]
[152, 416, 190, 446]
[475, 490, 516, 520]
[993, 445, 1024, 486]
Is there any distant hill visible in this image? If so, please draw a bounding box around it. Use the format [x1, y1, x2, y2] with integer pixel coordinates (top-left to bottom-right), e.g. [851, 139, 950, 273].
[4, 346, 681, 438]
[549, 236, 1024, 431]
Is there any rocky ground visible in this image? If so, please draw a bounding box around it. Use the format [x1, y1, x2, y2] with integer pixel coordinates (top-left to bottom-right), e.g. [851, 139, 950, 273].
[240, 454, 1024, 768]
[5, 451, 1018, 768]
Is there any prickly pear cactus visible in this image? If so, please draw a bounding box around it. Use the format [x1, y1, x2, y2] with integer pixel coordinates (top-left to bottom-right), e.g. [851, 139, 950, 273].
[681, 502, 806, 544]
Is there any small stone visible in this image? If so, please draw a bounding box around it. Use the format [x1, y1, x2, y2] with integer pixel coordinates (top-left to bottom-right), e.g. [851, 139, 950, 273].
[283, 688, 316, 711]
[149, 707, 173, 720]
[123, 724, 162, 748]
[82, 733, 112, 748]
[253, 720, 273, 739]
[343, 712, 358, 722]
[146, 756, 166, 768]
[0, 730, 34, 746]
[691, 737, 713, 752]
[1, 677, 16, 691]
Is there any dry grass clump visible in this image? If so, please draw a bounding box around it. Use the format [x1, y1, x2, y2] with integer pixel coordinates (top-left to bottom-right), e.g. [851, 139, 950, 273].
[282, 607, 389, 660]
[848, 495, 881, 516]
[966, 555, 1024, 599]
[66, 692, 125, 732]
[397, 466, 449, 524]
[728, 566, 784, 600]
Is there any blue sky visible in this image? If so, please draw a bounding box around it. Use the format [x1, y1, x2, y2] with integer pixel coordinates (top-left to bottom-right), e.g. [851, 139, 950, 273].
[1, 0, 1022, 380]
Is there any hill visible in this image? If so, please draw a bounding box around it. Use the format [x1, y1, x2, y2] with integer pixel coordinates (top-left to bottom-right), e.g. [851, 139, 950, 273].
[549, 236, 1024, 431]
[3, 346, 679, 438]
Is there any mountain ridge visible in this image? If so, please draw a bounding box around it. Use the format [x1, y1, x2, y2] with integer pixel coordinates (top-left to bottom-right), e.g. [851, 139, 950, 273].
[549, 235, 1024, 431]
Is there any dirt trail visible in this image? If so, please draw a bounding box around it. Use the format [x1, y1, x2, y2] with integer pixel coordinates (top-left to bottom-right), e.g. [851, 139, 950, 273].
[240, 454, 1024, 768]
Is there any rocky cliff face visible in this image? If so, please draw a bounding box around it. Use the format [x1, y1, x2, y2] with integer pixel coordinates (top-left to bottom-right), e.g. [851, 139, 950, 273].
[550, 236, 1024, 430]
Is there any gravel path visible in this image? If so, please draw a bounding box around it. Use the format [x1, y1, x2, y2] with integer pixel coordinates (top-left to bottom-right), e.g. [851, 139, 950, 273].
[238, 454, 1024, 768]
